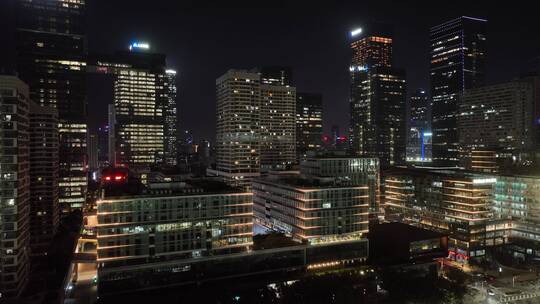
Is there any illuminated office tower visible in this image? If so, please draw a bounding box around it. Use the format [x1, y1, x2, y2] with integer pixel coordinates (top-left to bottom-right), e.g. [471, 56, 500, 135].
[296, 93, 323, 161]
[259, 78, 296, 170]
[458, 77, 540, 171]
[16, 0, 88, 212]
[0, 76, 30, 297]
[406, 89, 432, 163]
[211, 70, 261, 188]
[91, 43, 173, 171]
[430, 16, 487, 166]
[163, 69, 178, 166]
[29, 101, 59, 258]
[349, 24, 406, 167]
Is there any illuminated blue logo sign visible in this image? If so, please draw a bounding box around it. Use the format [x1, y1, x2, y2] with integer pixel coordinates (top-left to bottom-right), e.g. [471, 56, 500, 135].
[350, 28, 363, 37]
[129, 42, 150, 51]
[349, 65, 367, 72]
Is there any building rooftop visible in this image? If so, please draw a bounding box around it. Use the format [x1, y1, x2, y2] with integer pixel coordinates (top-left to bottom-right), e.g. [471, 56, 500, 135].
[102, 178, 247, 200]
[370, 222, 445, 243]
[256, 175, 366, 189]
[385, 166, 490, 179]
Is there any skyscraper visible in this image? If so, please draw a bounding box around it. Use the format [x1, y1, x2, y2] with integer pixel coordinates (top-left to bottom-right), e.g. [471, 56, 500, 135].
[163, 69, 178, 166]
[349, 25, 407, 167]
[90, 43, 176, 172]
[16, 0, 88, 212]
[212, 68, 297, 186]
[430, 16, 487, 166]
[406, 89, 432, 162]
[212, 70, 261, 188]
[88, 133, 98, 171]
[97, 125, 109, 167]
[296, 93, 323, 161]
[259, 72, 296, 170]
[0, 76, 30, 297]
[29, 101, 59, 258]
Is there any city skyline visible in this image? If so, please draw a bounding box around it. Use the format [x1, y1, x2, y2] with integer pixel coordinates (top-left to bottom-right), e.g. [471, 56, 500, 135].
[3, 1, 540, 303]
[2, 1, 539, 141]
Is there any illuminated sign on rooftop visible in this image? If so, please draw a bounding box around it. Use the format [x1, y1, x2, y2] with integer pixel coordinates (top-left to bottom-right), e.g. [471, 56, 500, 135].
[472, 177, 496, 185]
[166, 69, 177, 75]
[129, 42, 150, 51]
[350, 28, 363, 37]
[349, 65, 367, 72]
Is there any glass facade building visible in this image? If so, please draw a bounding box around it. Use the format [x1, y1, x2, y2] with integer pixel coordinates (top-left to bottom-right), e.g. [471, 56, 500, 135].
[430, 16, 487, 166]
[492, 175, 540, 244]
[90, 47, 176, 172]
[349, 25, 406, 167]
[163, 69, 178, 166]
[407, 89, 432, 163]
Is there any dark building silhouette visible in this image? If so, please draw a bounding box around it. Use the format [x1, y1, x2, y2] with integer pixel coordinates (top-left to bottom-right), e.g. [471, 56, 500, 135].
[16, 0, 88, 212]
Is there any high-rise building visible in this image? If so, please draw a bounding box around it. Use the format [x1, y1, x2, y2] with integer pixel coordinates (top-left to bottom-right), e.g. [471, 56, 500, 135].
[296, 93, 323, 161]
[384, 167, 495, 263]
[29, 101, 59, 258]
[163, 69, 178, 166]
[407, 89, 432, 163]
[350, 66, 406, 166]
[88, 133, 98, 171]
[16, 0, 88, 212]
[97, 125, 109, 166]
[259, 79, 296, 170]
[0, 76, 30, 297]
[107, 105, 116, 166]
[211, 68, 296, 186]
[90, 43, 176, 172]
[212, 70, 261, 188]
[349, 25, 407, 167]
[458, 77, 540, 170]
[430, 16, 487, 166]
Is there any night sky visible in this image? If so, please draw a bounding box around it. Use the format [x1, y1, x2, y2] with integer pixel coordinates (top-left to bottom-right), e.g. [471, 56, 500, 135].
[4, 1, 540, 142]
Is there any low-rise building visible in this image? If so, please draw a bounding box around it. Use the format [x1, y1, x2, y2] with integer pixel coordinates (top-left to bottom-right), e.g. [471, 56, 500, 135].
[253, 157, 377, 245]
[97, 179, 253, 292]
[383, 167, 495, 263]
